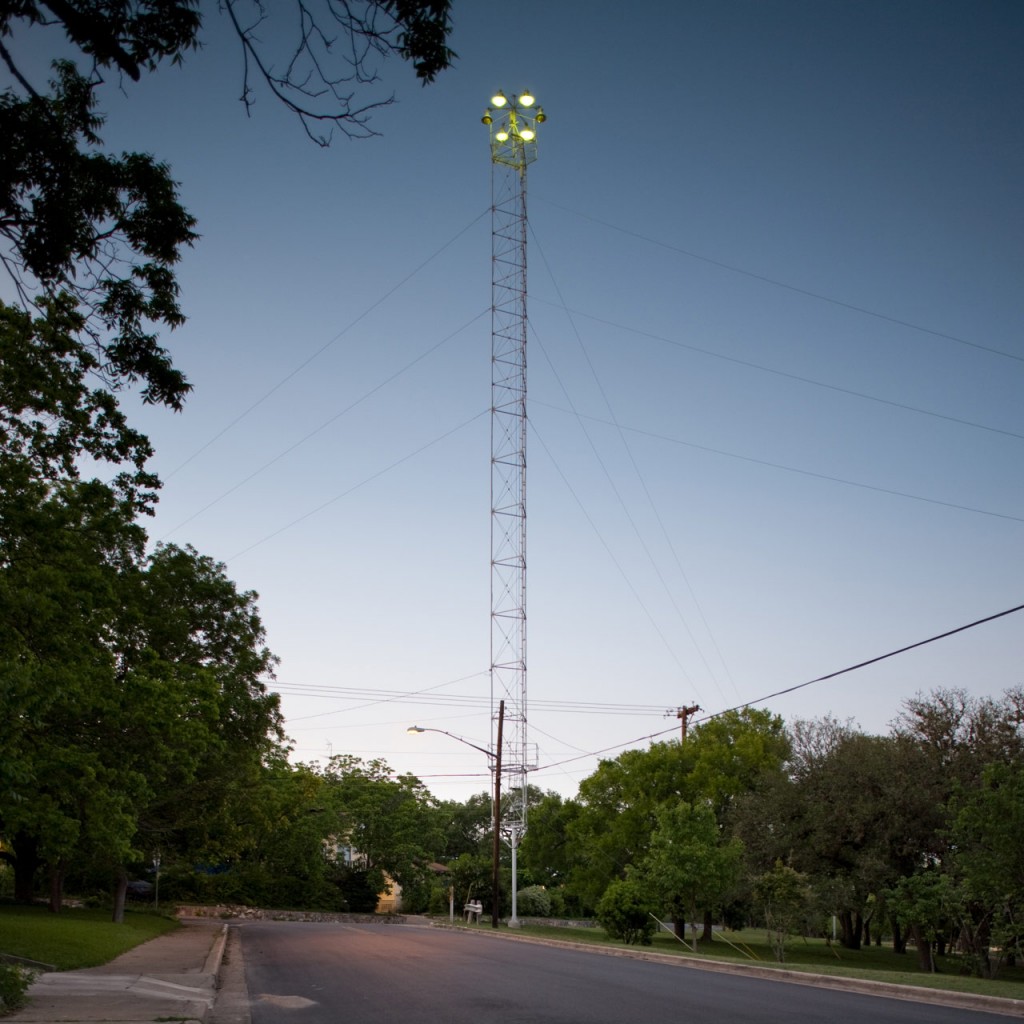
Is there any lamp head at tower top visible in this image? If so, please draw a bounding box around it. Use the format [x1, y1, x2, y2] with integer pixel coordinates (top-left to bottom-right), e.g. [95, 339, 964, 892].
[481, 89, 547, 168]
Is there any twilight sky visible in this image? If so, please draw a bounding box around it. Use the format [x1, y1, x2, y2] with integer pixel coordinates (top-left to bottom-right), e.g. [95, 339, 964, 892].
[7, 1, 1022, 801]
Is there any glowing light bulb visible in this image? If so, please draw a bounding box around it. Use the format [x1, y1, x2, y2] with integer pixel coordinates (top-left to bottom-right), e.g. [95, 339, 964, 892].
[491, 91, 508, 107]
[519, 91, 535, 107]
[495, 128, 509, 142]
[519, 126, 535, 141]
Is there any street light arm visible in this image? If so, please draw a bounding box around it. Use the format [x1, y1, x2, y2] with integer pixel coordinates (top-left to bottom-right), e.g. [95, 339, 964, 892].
[407, 725, 493, 761]
[408, 701, 505, 929]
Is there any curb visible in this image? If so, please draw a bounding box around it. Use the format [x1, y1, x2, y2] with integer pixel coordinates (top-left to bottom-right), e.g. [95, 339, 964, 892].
[204, 924, 229, 984]
[449, 924, 1024, 1019]
[0, 954, 55, 973]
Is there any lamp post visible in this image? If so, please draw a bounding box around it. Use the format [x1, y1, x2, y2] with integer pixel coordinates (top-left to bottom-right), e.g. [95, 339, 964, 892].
[408, 699, 505, 928]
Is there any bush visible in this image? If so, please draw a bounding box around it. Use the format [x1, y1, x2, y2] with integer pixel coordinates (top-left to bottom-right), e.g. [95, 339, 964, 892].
[516, 885, 551, 917]
[596, 879, 655, 945]
[0, 962, 32, 1013]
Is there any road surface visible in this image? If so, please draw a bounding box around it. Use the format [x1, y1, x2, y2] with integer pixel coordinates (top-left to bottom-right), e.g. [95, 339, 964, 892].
[233, 921, 1012, 1024]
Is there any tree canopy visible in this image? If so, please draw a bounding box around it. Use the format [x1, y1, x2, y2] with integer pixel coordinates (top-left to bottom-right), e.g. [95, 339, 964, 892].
[0, 471, 283, 915]
[0, 0, 455, 495]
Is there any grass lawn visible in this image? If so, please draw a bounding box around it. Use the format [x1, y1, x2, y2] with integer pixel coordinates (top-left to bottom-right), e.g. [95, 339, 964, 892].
[0, 905, 179, 970]
[482, 922, 1024, 1002]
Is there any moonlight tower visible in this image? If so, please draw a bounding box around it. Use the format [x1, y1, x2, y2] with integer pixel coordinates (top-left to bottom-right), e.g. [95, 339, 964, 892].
[482, 89, 545, 924]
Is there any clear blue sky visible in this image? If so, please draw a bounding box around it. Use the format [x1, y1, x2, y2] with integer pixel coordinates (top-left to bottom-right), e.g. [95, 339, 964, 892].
[8, 1, 1022, 800]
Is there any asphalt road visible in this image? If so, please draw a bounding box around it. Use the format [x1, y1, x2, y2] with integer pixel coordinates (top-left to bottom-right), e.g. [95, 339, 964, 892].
[238, 921, 1011, 1024]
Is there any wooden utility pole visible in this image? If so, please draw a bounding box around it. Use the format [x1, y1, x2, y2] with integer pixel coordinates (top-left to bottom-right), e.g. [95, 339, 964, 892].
[676, 704, 702, 743]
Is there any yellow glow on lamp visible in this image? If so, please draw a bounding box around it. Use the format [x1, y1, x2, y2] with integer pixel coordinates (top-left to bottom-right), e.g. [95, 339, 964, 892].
[495, 128, 509, 142]
[491, 91, 508, 107]
[535, 108, 546, 123]
[519, 126, 535, 141]
[519, 90, 535, 107]
[481, 111, 492, 125]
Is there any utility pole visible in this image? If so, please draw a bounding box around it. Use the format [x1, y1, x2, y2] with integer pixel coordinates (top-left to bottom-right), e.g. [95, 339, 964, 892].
[677, 704, 702, 743]
[406, 718, 502, 928]
[481, 90, 546, 927]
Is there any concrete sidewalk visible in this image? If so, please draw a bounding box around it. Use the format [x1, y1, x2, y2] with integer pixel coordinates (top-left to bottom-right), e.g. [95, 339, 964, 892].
[5, 917, 227, 1024]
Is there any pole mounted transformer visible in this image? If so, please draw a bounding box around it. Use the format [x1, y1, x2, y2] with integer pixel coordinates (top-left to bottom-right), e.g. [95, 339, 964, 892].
[482, 89, 546, 926]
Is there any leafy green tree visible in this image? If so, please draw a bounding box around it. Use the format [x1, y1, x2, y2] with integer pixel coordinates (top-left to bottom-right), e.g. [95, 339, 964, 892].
[0, 54, 196, 407]
[433, 791, 493, 861]
[744, 718, 941, 951]
[568, 742, 692, 913]
[519, 791, 582, 891]
[947, 762, 1024, 976]
[890, 687, 1024, 965]
[318, 755, 441, 902]
[753, 861, 812, 962]
[445, 851, 492, 913]
[887, 870, 957, 973]
[0, 476, 145, 904]
[567, 711, 788, 919]
[637, 800, 742, 946]
[0, 298, 158, 508]
[103, 542, 282, 917]
[0, 481, 284, 918]
[686, 708, 791, 820]
[893, 687, 1024, 793]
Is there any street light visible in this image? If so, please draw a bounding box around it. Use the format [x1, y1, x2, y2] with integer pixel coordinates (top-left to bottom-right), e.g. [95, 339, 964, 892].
[408, 699, 505, 929]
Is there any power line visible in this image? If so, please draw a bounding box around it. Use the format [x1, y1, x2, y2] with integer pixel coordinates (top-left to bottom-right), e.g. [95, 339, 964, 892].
[226, 407, 488, 561]
[708, 601, 1024, 721]
[277, 683, 669, 718]
[532, 300, 1024, 444]
[533, 400, 1024, 525]
[533, 601, 1024, 775]
[164, 208, 489, 480]
[530, 228, 740, 703]
[534, 198, 1023, 366]
[159, 308, 487, 541]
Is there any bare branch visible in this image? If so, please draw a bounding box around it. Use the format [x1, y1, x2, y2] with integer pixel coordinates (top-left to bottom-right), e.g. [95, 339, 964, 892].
[221, 0, 451, 145]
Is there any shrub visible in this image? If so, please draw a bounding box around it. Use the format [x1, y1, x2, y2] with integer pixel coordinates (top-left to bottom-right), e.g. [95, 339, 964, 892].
[596, 879, 655, 945]
[0, 962, 32, 1013]
[516, 885, 551, 917]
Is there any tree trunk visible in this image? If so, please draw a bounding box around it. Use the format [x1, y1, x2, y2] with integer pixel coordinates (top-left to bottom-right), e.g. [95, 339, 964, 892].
[673, 916, 686, 940]
[12, 832, 40, 902]
[112, 868, 128, 924]
[839, 909, 862, 950]
[701, 908, 714, 943]
[891, 917, 906, 954]
[910, 923, 936, 972]
[48, 862, 66, 913]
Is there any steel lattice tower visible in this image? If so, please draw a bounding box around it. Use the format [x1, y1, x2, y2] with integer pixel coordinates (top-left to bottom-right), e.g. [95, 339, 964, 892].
[482, 89, 545, 925]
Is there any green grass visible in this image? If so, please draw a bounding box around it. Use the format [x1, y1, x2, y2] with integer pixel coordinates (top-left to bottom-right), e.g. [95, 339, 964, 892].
[0, 905, 179, 970]
[482, 922, 1024, 1002]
